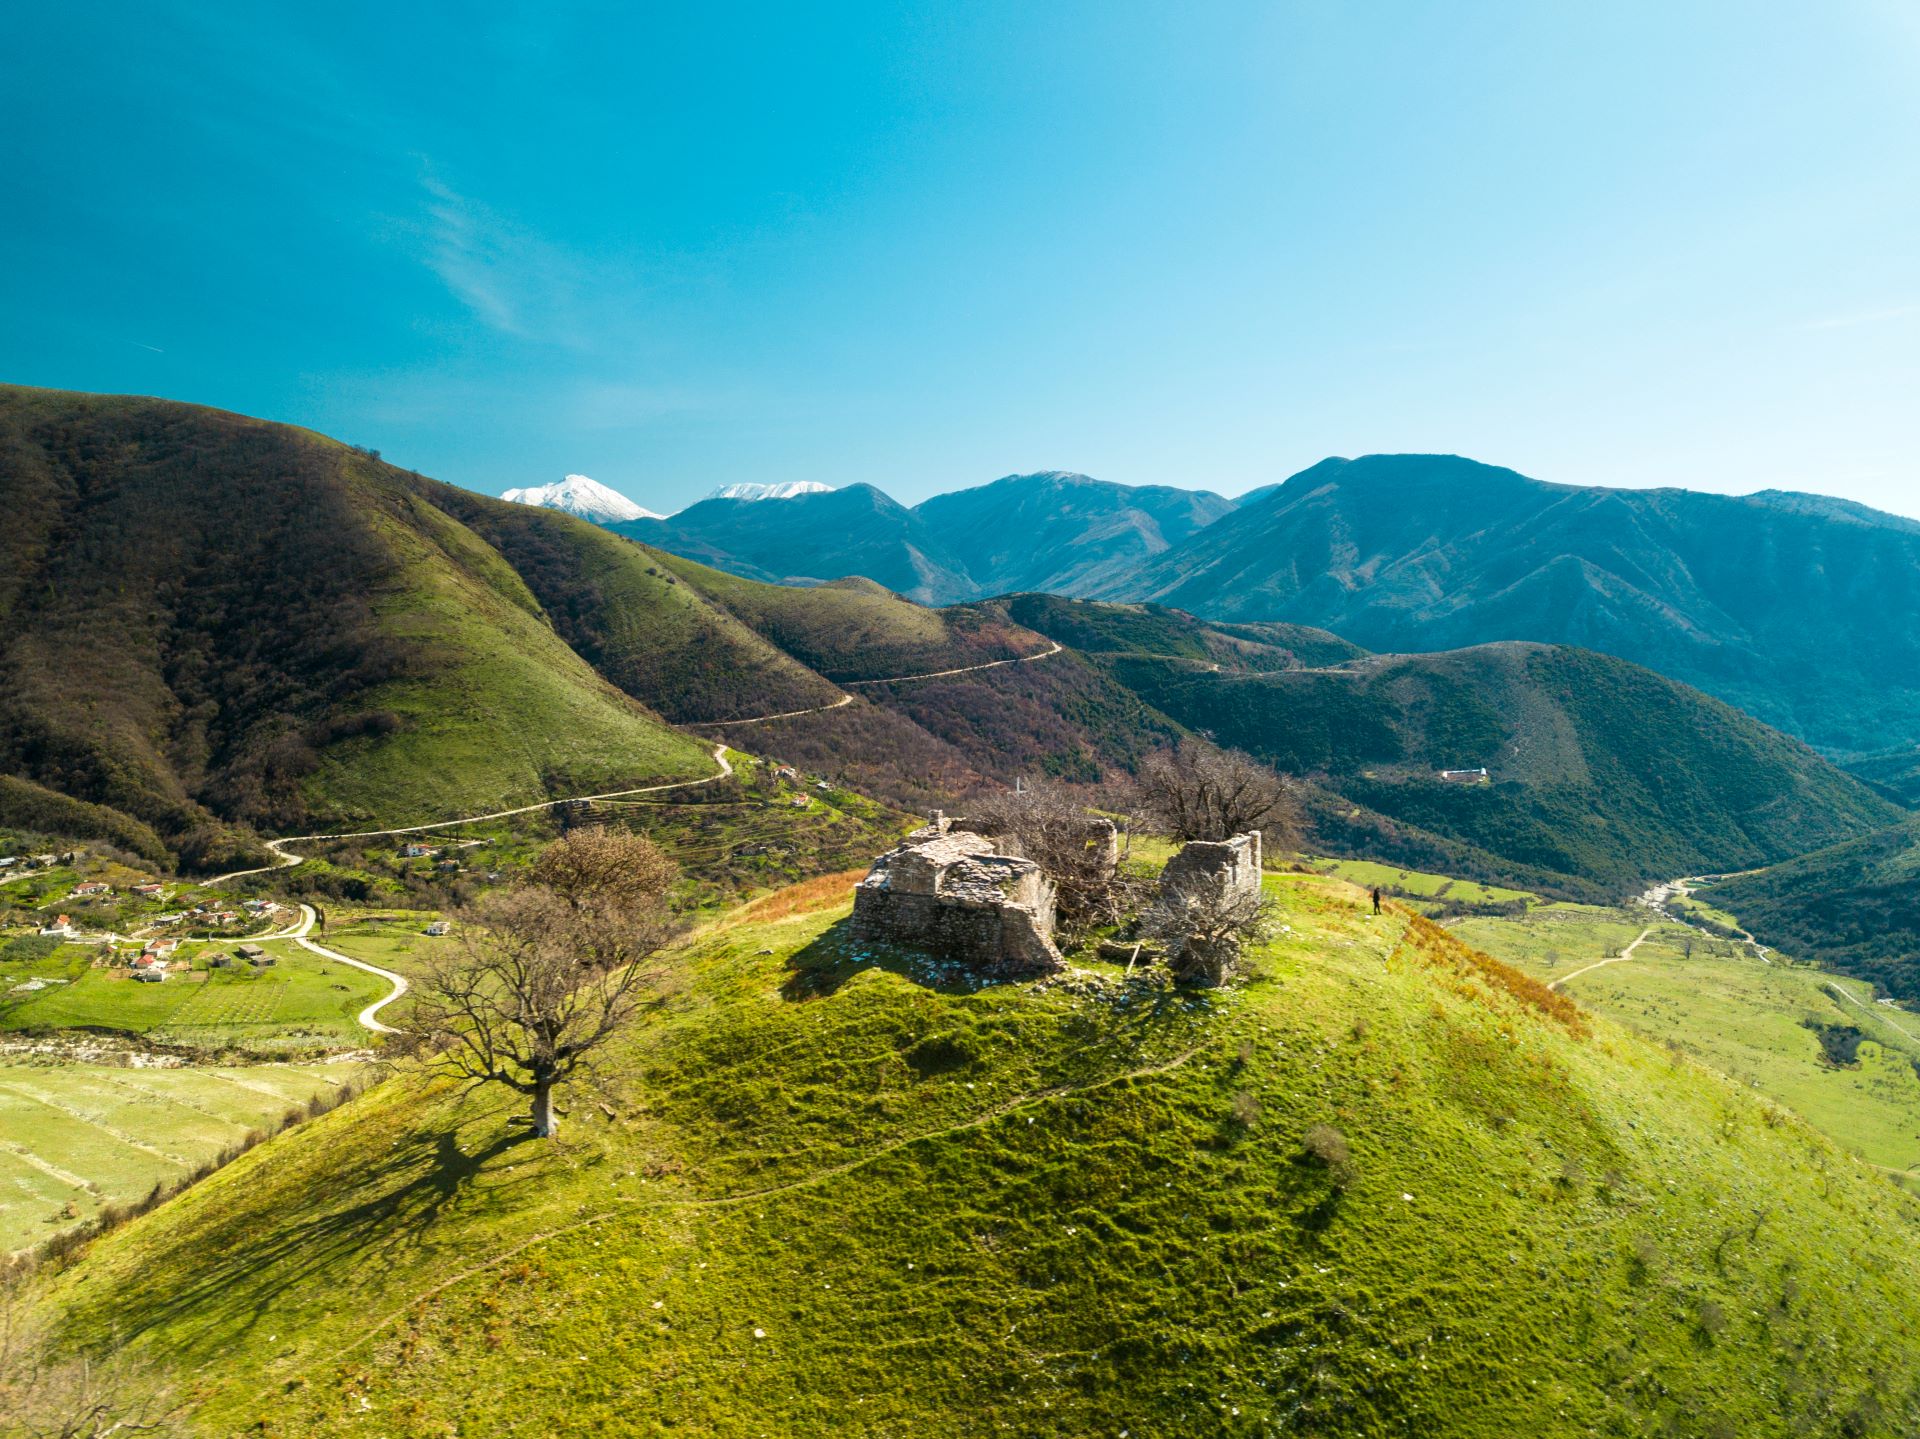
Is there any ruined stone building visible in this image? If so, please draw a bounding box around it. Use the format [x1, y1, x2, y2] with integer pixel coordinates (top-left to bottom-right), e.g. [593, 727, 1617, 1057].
[1159, 831, 1263, 906]
[851, 819, 1064, 978]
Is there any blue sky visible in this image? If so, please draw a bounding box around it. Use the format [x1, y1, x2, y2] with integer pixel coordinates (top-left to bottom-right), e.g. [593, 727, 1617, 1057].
[5, 1, 1918, 515]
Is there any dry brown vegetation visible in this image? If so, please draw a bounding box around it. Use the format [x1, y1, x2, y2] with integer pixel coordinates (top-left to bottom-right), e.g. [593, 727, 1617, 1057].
[1401, 909, 1590, 1037]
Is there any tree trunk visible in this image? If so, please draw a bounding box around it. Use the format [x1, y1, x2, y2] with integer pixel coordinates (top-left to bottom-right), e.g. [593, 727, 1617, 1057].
[532, 1079, 558, 1138]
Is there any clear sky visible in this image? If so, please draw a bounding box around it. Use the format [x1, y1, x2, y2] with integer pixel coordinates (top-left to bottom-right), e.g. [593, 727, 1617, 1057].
[5, 2, 1918, 516]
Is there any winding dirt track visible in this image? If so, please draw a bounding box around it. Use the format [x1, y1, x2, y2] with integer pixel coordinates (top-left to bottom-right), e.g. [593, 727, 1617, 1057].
[200, 744, 737, 886]
[692, 639, 1066, 728]
[1548, 926, 1654, 991]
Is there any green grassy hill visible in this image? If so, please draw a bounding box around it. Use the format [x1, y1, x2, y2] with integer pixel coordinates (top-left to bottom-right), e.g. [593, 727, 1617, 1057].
[654, 553, 1044, 680]
[413, 483, 843, 724]
[0, 387, 712, 862]
[1115, 641, 1900, 896]
[20, 872, 1920, 1436]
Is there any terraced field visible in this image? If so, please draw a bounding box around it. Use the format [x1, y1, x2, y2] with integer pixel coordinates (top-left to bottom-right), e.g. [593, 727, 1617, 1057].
[0, 1056, 354, 1252]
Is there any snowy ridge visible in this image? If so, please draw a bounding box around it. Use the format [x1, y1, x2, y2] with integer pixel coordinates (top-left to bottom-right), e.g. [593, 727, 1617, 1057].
[704, 481, 837, 502]
[502, 474, 661, 523]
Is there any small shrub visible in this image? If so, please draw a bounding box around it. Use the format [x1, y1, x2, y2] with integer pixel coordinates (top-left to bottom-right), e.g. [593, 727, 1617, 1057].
[1231, 1090, 1262, 1127]
[1302, 1123, 1356, 1189]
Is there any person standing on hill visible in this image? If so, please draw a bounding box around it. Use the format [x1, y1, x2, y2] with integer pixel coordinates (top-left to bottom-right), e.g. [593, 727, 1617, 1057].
[1371, 887, 1383, 915]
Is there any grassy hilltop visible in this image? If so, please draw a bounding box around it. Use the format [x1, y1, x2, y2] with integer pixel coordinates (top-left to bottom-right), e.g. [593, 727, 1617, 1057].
[23, 872, 1920, 1437]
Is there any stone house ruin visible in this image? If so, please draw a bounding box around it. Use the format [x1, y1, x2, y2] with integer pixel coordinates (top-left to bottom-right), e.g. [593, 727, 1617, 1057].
[851, 818, 1064, 978]
[1152, 831, 1266, 985]
[1159, 831, 1263, 906]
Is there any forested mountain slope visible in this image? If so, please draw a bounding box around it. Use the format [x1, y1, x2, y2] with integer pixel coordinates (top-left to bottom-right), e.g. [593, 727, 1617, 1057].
[1111, 640, 1900, 896]
[0, 387, 711, 863]
[1097, 454, 1920, 754]
[914, 470, 1234, 595]
[1711, 814, 1920, 1000]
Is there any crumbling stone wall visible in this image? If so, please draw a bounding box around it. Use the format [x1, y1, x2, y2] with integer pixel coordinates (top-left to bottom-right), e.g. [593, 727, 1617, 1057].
[1159, 831, 1263, 905]
[943, 810, 1121, 880]
[851, 822, 1063, 978]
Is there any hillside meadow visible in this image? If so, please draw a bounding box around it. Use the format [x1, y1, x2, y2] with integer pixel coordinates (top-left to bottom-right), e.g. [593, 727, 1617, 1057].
[15, 872, 1920, 1437]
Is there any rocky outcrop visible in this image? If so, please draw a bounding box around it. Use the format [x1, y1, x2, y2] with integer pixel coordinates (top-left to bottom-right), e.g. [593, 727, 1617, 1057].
[851, 821, 1063, 978]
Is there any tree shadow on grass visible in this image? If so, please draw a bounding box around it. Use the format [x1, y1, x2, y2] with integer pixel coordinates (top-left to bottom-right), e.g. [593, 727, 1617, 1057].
[61, 1099, 545, 1363]
[781, 918, 1024, 1000]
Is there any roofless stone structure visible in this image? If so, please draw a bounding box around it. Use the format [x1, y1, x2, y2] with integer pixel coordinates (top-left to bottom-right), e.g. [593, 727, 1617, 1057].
[851, 818, 1063, 978]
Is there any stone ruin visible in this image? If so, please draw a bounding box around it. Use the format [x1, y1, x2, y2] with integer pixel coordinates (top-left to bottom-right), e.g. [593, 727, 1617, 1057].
[1158, 830, 1263, 906]
[1152, 831, 1266, 986]
[851, 817, 1064, 978]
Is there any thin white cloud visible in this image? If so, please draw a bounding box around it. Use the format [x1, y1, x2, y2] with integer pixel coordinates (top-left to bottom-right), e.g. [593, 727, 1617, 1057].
[413, 171, 612, 346]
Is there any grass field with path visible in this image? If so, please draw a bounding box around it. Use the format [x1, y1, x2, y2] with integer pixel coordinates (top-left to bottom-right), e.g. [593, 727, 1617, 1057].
[1451, 900, 1920, 1183]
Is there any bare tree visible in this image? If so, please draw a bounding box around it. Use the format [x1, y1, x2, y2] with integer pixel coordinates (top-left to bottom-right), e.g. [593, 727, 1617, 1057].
[958, 783, 1136, 934]
[1139, 880, 1275, 986]
[408, 829, 677, 1139]
[0, 1288, 182, 1437]
[1131, 742, 1300, 848]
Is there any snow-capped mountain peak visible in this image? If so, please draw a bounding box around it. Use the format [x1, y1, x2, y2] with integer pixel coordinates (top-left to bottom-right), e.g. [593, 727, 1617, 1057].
[704, 480, 837, 502]
[501, 475, 662, 523]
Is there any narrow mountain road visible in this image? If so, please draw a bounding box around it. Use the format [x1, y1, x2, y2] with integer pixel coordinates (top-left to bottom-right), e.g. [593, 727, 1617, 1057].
[1550, 926, 1654, 991]
[1825, 979, 1920, 1048]
[284, 904, 408, 1035]
[700, 694, 854, 727]
[1639, 876, 1773, 963]
[684, 638, 1064, 727]
[200, 744, 736, 886]
[839, 639, 1064, 686]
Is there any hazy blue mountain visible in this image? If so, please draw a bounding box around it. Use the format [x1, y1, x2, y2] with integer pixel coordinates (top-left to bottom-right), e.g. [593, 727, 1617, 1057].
[611, 484, 978, 604]
[1095, 454, 1920, 754]
[914, 471, 1235, 595]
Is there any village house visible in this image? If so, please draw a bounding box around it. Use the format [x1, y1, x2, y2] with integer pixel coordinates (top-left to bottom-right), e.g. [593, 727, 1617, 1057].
[132, 882, 166, 897]
[774, 764, 800, 782]
[424, 920, 450, 936]
[71, 882, 110, 897]
[400, 842, 433, 859]
[0, 856, 16, 869]
[134, 967, 168, 983]
[39, 914, 75, 937]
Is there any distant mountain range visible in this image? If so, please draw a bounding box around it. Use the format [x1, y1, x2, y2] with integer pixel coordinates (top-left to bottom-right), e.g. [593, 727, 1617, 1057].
[3, 387, 1899, 906]
[574, 454, 1920, 758]
[603, 471, 1235, 606]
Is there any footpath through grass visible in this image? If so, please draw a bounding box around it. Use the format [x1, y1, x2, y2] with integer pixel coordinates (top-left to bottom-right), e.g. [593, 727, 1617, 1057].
[1454, 900, 1920, 1184]
[25, 873, 1920, 1437]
